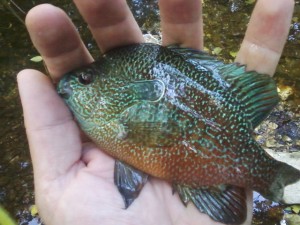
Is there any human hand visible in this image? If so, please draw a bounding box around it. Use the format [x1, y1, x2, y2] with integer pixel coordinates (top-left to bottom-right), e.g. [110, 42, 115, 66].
[17, 0, 294, 224]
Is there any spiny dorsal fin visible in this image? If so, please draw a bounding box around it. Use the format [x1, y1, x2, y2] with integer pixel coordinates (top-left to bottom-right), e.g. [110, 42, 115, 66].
[174, 184, 247, 224]
[166, 45, 224, 78]
[218, 64, 279, 128]
[167, 45, 217, 61]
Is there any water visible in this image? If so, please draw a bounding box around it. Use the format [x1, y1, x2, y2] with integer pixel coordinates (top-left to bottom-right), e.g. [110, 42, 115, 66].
[0, 0, 299, 224]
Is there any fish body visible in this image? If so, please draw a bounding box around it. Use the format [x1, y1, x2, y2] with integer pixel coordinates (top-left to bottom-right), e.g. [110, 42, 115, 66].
[57, 43, 300, 224]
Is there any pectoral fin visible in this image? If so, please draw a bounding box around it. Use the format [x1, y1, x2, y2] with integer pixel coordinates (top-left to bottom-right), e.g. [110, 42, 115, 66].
[114, 160, 148, 208]
[118, 103, 181, 147]
[174, 184, 247, 224]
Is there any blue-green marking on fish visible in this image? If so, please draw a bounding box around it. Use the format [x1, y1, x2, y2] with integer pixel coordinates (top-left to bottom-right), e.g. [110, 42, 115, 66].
[57, 43, 300, 224]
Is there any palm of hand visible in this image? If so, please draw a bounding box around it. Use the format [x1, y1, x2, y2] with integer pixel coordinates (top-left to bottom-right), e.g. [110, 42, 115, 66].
[39, 142, 225, 225]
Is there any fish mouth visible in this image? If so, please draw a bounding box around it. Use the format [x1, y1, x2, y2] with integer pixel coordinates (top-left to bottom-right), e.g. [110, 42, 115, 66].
[57, 77, 73, 99]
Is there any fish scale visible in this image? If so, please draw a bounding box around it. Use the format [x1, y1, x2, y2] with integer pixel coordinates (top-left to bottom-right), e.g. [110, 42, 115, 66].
[57, 43, 300, 224]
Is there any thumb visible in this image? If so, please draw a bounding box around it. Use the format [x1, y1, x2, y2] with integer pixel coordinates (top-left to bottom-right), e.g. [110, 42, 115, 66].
[17, 69, 82, 180]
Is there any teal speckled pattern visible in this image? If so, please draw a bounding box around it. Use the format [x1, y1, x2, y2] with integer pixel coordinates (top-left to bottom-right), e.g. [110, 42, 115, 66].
[57, 43, 299, 204]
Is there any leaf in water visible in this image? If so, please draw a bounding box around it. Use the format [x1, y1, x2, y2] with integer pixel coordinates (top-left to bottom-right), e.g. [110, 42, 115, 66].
[0, 205, 17, 225]
[292, 205, 300, 214]
[285, 205, 300, 214]
[30, 56, 43, 63]
[292, 17, 298, 23]
[212, 47, 222, 55]
[30, 204, 39, 217]
[230, 51, 238, 58]
[245, 0, 256, 5]
[203, 47, 209, 52]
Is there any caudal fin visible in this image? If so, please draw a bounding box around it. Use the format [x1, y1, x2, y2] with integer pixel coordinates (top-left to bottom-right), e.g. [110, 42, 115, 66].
[264, 161, 300, 204]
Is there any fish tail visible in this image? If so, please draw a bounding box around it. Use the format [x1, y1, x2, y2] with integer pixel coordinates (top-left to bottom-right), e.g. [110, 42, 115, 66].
[264, 160, 300, 204]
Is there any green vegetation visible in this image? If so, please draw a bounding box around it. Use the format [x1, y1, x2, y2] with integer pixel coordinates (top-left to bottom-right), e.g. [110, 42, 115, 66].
[0, 206, 17, 225]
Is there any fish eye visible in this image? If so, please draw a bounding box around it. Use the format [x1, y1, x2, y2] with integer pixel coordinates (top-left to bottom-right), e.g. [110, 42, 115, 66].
[78, 71, 93, 85]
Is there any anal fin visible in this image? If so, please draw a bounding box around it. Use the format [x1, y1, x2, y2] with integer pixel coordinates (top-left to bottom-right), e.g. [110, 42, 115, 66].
[174, 184, 247, 224]
[114, 160, 148, 208]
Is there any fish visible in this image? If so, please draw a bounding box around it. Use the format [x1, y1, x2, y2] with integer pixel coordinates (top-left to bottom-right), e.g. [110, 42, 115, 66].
[57, 43, 300, 224]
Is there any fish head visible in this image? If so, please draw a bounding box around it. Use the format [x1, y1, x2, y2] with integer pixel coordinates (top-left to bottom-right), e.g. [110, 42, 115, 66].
[56, 52, 156, 132]
[57, 60, 125, 129]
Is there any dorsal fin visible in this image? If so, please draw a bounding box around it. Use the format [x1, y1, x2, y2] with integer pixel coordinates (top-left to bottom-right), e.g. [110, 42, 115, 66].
[218, 64, 279, 128]
[166, 45, 225, 71]
[167, 45, 279, 128]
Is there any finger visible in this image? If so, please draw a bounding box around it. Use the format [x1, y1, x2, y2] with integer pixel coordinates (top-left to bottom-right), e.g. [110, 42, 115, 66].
[26, 4, 93, 81]
[73, 0, 144, 52]
[235, 0, 294, 76]
[159, 0, 203, 50]
[244, 189, 253, 225]
[81, 143, 114, 178]
[17, 69, 83, 180]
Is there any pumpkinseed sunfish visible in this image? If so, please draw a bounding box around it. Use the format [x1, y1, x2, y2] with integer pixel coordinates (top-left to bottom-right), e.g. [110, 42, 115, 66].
[57, 43, 300, 224]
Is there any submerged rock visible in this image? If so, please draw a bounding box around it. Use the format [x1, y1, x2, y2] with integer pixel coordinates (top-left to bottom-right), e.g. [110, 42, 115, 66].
[255, 100, 300, 154]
